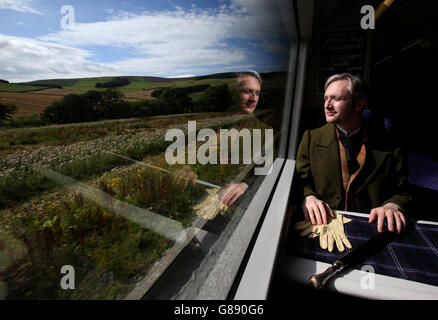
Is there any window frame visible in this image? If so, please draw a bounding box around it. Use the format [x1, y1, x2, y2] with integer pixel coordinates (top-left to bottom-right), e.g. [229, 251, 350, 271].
[127, 0, 307, 300]
[232, 0, 314, 300]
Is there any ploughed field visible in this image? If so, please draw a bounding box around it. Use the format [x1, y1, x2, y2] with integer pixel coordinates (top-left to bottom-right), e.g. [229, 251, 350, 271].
[0, 91, 65, 118]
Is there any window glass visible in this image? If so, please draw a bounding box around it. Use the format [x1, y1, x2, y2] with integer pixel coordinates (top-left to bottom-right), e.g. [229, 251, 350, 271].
[0, 0, 296, 299]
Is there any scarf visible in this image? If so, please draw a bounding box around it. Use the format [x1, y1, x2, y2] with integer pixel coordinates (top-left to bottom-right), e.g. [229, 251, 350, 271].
[336, 126, 368, 211]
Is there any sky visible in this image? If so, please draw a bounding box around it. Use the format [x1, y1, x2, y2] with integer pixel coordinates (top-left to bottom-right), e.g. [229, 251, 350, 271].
[0, 0, 294, 82]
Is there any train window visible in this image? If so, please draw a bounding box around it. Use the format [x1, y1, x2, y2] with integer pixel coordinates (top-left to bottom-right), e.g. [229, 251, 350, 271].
[0, 0, 297, 299]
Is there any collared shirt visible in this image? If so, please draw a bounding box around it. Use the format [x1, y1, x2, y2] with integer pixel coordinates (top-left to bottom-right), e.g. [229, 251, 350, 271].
[336, 124, 362, 137]
[336, 124, 363, 174]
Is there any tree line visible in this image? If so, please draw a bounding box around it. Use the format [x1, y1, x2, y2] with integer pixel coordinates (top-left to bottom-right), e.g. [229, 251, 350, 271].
[95, 77, 130, 89]
[0, 103, 17, 125]
[39, 84, 234, 125]
[1, 81, 282, 127]
[150, 84, 211, 97]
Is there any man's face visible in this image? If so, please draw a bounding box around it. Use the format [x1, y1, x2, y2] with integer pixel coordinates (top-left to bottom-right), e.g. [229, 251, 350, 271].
[237, 75, 261, 114]
[324, 79, 359, 126]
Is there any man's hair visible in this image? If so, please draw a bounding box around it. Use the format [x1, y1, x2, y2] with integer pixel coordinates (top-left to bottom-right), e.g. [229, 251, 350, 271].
[324, 73, 367, 101]
[236, 71, 262, 86]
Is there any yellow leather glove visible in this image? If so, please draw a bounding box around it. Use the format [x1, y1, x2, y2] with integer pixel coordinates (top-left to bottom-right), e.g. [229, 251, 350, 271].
[294, 220, 324, 239]
[319, 212, 352, 252]
[192, 188, 228, 220]
[295, 212, 352, 252]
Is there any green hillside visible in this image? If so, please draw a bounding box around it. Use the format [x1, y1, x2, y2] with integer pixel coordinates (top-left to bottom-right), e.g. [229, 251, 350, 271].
[0, 82, 47, 92]
[21, 79, 79, 87]
[3, 72, 285, 97]
[14, 74, 237, 92]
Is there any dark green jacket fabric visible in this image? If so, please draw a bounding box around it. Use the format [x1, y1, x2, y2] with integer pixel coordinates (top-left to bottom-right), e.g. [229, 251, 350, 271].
[295, 122, 412, 214]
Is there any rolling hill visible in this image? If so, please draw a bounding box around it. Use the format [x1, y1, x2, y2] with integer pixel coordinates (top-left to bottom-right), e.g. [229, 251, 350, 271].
[0, 72, 285, 118]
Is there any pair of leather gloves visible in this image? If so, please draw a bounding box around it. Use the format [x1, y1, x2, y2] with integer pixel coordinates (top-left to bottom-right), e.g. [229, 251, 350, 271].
[193, 190, 353, 254]
[173, 167, 228, 220]
[295, 212, 352, 252]
[193, 188, 228, 220]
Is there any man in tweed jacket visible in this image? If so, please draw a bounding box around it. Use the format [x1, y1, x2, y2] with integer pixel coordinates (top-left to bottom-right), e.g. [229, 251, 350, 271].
[295, 73, 412, 234]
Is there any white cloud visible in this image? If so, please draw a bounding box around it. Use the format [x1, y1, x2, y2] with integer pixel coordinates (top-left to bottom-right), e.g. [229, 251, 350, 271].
[41, 1, 288, 47]
[173, 74, 195, 78]
[0, 34, 246, 82]
[37, 8, 253, 77]
[0, 0, 42, 15]
[2, 1, 292, 82]
[41, 9, 239, 48]
[0, 35, 120, 82]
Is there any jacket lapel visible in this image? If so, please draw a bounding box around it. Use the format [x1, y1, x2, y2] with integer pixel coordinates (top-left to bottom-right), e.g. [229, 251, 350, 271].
[356, 145, 389, 193]
[314, 124, 344, 195]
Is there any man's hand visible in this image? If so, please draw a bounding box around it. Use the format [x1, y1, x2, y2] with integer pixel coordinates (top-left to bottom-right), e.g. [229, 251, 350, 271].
[369, 203, 406, 234]
[173, 165, 197, 189]
[302, 195, 335, 225]
[219, 183, 248, 206]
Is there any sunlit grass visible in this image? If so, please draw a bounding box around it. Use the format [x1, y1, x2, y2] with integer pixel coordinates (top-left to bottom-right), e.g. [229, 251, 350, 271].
[0, 113, 246, 209]
[0, 191, 174, 299]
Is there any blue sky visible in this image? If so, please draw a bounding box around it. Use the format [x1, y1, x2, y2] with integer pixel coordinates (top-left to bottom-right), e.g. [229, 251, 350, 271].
[0, 0, 293, 82]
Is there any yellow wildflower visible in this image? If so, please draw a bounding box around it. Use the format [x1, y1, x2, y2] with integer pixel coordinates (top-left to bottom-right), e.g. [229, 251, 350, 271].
[137, 168, 145, 177]
[111, 177, 122, 188]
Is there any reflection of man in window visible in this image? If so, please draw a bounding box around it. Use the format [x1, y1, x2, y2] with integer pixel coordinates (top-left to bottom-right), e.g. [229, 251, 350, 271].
[219, 71, 262, 205]
[174, 71, 266, 207]
[295, 73, 412, 234]
[229, 71, 261, 115]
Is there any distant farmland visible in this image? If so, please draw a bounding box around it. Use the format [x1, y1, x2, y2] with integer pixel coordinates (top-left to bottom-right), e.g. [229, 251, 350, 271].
[0, 74, 239, 118]
[0, 91, 64, 117]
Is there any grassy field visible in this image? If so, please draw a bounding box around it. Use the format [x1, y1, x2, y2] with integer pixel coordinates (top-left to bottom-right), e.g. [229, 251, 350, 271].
[0, 112, 239, 156]
[0, 110, 264, 299]
[0, 73, 286, 299]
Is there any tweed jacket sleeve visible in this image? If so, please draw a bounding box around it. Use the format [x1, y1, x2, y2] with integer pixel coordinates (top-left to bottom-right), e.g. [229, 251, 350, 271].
[378, 143, 412, 214]
[295, 129, 319, 202]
